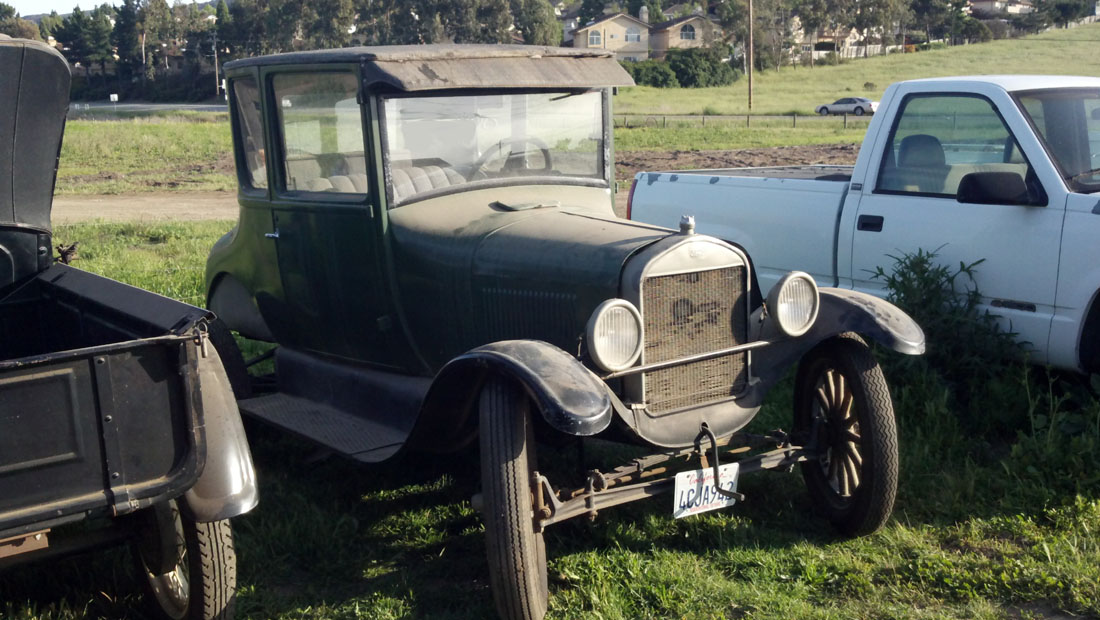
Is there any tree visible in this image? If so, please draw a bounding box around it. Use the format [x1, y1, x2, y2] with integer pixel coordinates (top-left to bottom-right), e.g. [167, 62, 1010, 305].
[87, 4, 116, 79]
[911, 0, 950, 42]
[0, 2, 40, 40]
[511, 0, 561, 44]
[797, 0, 828, 65]
[307, 0, 355, 48]
[1041, 0, 1091, 27]
[140, 0, 174, 76]
[56, 7, 93, 76]
[667, 47, 736, 87]
[113, 0, 141, 80]
[39, 11, 63, 39]
[626, 0, 665, 22]
[578, 0, 606, 24]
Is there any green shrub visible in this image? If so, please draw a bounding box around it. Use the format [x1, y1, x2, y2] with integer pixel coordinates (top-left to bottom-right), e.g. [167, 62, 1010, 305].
[666, 48, 737, 88]
[623, 59, 681, 88]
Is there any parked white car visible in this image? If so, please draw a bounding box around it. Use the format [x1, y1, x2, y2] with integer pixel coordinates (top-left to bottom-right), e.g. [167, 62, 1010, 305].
[630, 75, 1100, 374]
[815, 97, 877, 115]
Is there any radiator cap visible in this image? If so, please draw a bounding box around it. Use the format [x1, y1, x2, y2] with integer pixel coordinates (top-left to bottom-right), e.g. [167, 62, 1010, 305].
[679, 215, 696, 235]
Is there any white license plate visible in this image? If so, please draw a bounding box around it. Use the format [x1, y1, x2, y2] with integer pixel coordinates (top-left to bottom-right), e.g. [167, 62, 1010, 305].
[673, 463, 739, 519]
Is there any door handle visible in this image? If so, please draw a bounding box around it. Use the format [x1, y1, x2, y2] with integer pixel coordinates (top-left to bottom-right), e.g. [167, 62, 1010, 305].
[857, 215, 884, 232]
[264, 229, 280, 239]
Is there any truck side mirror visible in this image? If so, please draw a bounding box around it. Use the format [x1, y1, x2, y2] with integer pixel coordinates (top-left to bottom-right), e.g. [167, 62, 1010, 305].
[956, 171, 1044, 207]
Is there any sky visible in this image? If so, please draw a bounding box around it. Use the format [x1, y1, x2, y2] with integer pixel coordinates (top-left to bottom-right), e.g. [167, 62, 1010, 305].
[10, 0, 117, 18]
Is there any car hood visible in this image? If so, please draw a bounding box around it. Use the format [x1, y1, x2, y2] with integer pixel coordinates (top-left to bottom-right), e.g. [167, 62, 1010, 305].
[388, 185, 671, 370]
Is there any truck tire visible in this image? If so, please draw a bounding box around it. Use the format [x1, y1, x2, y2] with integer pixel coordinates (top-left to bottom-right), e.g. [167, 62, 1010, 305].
[479, 378, 548, 620]
[794, 334, 898, 537]
[135, 500, 238, 620]
[207, 319, 252, 399]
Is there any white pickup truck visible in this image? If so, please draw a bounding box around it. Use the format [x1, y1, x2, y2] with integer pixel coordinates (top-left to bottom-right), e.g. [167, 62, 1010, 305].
[629, 75, 1100, 374]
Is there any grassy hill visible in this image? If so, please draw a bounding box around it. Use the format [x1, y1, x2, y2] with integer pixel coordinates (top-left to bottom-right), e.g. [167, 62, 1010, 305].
[615, 22, 1100, 115]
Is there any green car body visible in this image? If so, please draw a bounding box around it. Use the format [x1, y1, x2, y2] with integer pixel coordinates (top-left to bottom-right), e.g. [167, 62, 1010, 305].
[206, 44, 925, 620]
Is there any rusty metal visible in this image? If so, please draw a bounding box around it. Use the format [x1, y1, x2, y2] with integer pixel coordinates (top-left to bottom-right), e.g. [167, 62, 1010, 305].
[696, 423, 745, 502]
[600, 340, 774, 380]
[0, 529, 49, 560]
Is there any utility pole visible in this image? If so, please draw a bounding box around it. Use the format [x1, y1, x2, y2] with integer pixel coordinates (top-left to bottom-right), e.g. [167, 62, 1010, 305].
[211, 20, 219, 99]
[747, 0, 753, 111]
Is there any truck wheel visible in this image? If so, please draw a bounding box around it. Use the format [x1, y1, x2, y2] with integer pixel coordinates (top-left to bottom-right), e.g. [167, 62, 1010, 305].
[854, 106, 865, 116]
[794, 334, 898, 537]
[818, 107, 829, 115]
[135, 500, 238, 620]
[207, 319, 252, 399]
[479, 378, 549, 620]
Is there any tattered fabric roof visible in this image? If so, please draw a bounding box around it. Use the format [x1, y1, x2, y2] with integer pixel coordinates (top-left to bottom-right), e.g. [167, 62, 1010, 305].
[0, 35, 70, 231]
[226, 44, 635, 91]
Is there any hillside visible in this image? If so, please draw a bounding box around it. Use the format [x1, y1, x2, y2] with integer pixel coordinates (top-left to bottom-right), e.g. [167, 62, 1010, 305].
[615, 21, 1100, 115]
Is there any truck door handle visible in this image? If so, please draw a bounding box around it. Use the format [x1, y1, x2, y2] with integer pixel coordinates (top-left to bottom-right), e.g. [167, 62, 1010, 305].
[264, 230, 280, 239]
[857, 215, 883, 232]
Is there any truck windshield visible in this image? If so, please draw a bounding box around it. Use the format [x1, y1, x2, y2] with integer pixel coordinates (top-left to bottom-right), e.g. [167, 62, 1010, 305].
[1016, 88, 1100, 193]
[381, 91, 605, 205]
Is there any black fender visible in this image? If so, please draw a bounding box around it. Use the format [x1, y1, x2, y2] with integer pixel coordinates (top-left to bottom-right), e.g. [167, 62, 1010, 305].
[411, 340, 613, 452]
[751, 288, 925, 388]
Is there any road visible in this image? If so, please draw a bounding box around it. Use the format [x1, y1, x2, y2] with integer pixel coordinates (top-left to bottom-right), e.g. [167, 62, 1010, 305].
[70, 102, 228, 114]
[52, 191, 238, 222]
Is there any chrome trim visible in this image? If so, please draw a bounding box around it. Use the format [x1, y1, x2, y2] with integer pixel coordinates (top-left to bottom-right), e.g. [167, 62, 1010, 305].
[601, 339, 773, 380]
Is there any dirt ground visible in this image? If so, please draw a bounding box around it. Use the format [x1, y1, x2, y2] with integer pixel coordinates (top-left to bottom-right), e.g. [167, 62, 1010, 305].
[52, 144, 860, 222]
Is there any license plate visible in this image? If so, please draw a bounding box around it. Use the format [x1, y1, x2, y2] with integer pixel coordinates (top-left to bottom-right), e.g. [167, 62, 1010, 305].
[673, 463, 739, 519]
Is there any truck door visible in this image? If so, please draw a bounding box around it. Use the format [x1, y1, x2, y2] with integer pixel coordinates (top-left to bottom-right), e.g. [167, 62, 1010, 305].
[847, 93, 1062, 359]
[265, 70, 409, 370]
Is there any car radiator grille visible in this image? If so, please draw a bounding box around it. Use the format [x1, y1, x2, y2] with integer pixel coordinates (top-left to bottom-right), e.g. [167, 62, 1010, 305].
[642, 266, 748, 414]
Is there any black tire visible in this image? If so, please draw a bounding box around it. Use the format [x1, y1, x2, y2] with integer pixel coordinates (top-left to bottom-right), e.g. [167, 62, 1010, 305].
[135, 501, 238, 620]
[818, 107, 829, 116]
[480, 379, 548, 620]
[207, 319, 252, 399]
[854, 106, 865, 116]
[794, 334, 898, 537]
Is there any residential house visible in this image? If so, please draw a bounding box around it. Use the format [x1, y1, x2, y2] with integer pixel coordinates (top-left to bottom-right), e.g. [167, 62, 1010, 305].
[648, 14, 717, 58]
[969, 0, 1034, 14]
[570, 13, 650, 61]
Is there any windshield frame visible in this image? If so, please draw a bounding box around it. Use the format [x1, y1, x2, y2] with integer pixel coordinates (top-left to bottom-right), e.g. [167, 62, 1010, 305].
[1012, 87, 1100, 194]
[377, 87, 612, 208]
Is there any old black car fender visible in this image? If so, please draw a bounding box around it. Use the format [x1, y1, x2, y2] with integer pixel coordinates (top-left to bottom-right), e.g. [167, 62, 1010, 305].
[414, 340, 613, 451]
[182, 345, 259, 522]
[751, 288, 925, 384]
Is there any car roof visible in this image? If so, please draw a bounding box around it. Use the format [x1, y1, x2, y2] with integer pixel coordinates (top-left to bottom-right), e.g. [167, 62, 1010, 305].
[901, 75, 1100, 92]
[226, 44, 635, 91]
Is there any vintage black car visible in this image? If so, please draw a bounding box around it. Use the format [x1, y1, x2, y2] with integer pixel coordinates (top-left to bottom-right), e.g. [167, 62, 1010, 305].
[205, 45, 925, 620]
[0, 36, 257, 620]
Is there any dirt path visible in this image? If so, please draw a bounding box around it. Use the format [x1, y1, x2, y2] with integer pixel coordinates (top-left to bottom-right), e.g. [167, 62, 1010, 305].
[52, 191, 239, 223]
[51, 145, 860, 222]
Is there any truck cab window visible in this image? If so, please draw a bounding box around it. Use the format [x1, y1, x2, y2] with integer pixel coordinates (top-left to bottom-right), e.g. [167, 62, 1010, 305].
[232, 77, 267, 189]
[272, 72, 368, 196]
[877, 94, 1033, 198]
[1017, 88, 1100, 193]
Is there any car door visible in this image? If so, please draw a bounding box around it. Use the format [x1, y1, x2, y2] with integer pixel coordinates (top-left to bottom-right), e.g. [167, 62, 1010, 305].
[843, 92, 1064, 359]
[264, 69, 411, 370]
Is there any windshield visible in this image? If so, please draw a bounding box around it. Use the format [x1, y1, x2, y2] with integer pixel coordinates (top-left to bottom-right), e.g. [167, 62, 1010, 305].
[381, 91, 606, 206]
[1016, 88, 1100, 193]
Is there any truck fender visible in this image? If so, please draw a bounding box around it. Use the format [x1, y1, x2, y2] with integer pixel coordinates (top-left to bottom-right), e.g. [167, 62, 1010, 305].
[414, 341, 613, 451]
[182, 344, 259, 522]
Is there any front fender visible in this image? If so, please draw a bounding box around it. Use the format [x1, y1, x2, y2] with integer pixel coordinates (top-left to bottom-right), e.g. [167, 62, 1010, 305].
[182, 345, 259, 522]
[751, 288, 924, 387]
[411, 341, 613, 452]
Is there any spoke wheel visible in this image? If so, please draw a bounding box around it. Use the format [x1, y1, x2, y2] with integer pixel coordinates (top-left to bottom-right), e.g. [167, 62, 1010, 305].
[480, 378, 549, 620]
[135, 500, 238, 620]
[794, 334, 898, 536]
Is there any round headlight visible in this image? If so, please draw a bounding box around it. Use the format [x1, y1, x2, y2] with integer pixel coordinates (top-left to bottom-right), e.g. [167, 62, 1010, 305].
[586, 299, 643, 372]
[768, 272, 819, 337]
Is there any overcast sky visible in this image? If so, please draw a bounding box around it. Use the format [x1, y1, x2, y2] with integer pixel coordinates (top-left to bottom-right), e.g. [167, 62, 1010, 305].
[10, 0, 114, 17]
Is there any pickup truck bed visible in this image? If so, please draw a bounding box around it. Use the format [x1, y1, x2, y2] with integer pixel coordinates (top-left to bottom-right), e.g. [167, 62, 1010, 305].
[0, 264, 211, 539]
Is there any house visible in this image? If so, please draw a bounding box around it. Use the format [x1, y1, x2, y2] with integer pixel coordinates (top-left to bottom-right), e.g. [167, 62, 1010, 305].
[570, 13, 650, 61]
[648, 14, 717, 59]
[969, 0, 1034, 14]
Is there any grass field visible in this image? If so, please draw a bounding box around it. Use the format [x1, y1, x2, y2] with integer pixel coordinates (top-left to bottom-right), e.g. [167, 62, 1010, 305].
[614, 22, 1100, 116]
[1, 222, 1097, 619]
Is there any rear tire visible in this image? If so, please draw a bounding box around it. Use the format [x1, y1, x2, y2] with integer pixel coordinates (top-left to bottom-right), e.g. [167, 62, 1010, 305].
[794, 334, 898, 537]
[480, 378, 548, 620]
[135, 500, 238, 620]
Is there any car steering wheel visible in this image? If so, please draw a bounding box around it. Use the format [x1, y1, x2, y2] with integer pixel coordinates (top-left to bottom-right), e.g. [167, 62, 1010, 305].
[470, 136, 554, 178]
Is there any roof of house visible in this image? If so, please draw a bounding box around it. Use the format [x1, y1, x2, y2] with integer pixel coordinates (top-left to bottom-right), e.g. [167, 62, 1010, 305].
[572, 12, 650, 34]
[649, 14, 710, 31]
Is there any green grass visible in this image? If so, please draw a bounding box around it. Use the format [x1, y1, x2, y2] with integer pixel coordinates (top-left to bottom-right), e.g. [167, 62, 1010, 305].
[613, 22, 1100, 116]
[2, 222, 1097, 619]
[56, 115, 234, 195]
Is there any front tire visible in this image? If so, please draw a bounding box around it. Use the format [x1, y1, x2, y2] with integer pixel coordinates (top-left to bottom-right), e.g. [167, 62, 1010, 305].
[135, 501, 238, 620]
[818, 107, 829, 115]
[480, 379, 549, 620]
[794, 334, 898, 537]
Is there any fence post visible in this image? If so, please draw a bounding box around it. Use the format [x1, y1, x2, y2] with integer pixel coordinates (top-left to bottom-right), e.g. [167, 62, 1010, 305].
[663, 116, 667, 128]
[703, 115, 706, 127]
[746, 114, 750, 127]
[843, 114, 848, 129]
[792, 113, 796, 128]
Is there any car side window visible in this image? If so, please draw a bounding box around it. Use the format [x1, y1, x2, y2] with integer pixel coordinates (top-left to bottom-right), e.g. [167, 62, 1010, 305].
[876, 94, 1032, 197]
[272, 72, 368, 196]
[232, 77, 267, 189]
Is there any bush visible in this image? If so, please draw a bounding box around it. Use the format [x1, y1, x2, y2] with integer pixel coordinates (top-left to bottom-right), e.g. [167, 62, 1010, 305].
[666, 48, 738, 88]
[621, 59, 680, 88]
